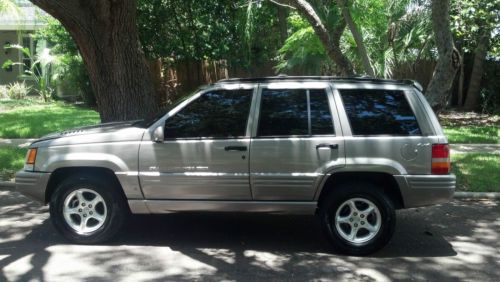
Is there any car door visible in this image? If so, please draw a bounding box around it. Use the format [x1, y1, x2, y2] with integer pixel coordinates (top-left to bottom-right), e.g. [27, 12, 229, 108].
[249, 82, 346, 201]
[139, 85, 255, 200]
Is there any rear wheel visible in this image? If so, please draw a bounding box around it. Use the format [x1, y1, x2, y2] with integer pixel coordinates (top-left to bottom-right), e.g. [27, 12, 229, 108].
[49, 174, 126, 244]
[320, 182, 396, 255]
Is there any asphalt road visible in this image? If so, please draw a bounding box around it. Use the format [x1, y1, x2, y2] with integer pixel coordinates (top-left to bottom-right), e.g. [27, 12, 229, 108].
[1, 189, 499, 281]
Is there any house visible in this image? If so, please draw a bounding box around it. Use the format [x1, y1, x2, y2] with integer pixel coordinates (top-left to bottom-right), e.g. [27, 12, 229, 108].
[0, 0, 46, 85]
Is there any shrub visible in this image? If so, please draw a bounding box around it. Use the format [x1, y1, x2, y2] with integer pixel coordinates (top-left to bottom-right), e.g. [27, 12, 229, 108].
[0, 85, 8, 99]
[7, 82, 32, 100]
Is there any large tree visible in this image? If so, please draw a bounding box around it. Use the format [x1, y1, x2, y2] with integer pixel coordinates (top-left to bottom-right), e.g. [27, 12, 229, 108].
[30, 0, 159, 122]
[425, 0, 460, 110]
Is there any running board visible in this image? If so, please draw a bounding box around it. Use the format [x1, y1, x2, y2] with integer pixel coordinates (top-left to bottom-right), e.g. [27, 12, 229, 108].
[128, 200, 317, 215]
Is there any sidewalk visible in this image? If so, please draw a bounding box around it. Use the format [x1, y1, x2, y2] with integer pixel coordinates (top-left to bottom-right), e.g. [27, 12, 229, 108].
[450, 143, 499, 154]
[0, 138, 36, 148]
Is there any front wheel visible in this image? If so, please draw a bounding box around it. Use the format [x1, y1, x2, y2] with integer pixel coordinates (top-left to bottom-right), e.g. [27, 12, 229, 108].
[49, 175, 126, 244]
[320, 183, 396, 255]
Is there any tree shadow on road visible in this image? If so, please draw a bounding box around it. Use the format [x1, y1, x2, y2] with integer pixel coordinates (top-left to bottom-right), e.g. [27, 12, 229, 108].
[1, 191, 499, 281]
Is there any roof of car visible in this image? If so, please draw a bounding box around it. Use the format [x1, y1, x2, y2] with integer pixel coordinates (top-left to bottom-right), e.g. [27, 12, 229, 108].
[217, 76, 423, 90]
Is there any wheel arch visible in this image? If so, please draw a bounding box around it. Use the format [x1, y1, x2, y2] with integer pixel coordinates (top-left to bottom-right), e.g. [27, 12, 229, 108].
[316, 171, 405, 210]
[45, 167, 130, 213]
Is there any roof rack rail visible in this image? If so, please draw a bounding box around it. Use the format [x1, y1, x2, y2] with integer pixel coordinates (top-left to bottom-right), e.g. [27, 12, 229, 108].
[217, 76, 421, 88]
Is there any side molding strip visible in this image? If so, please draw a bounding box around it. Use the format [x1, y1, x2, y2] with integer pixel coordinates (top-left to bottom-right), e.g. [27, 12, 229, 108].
[128, 200, 317, 215]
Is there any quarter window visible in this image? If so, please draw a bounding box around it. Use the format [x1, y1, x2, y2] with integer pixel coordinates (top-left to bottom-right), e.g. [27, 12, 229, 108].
[339, 89, 421, 136]
[164, 89, 253, 139]
[258, 88, 334, 137]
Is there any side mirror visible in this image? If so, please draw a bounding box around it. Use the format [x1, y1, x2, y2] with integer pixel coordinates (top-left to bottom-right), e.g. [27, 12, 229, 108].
[153, 126, 164, 143]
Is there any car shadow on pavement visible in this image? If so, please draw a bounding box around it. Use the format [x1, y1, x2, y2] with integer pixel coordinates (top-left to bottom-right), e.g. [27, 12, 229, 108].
[9, 191, 500, 281]
[110, 211, 457, 258]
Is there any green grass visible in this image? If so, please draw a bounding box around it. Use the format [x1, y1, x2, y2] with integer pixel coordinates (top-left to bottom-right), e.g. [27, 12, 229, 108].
[0, 147, 27, 180]
[0, 99, 100, 138]
[444, 126, 499, 144]
[452, 153, 500, 192]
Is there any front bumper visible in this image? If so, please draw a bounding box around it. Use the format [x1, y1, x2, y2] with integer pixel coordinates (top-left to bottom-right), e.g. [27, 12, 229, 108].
[394, 174, 456, 208]
[15, 170, 51, 203]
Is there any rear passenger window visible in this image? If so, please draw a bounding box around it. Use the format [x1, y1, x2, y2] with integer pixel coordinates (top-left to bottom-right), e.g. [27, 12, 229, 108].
[339, 89, 421, 136]
[258, 88, 334, 137]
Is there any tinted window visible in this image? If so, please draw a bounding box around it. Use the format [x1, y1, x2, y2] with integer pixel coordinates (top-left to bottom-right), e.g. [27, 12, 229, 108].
[164, 89, 252, 139]
[310, 89, 334, 135]
[340, 89, 421, 136]
[258, 89, 334, 136]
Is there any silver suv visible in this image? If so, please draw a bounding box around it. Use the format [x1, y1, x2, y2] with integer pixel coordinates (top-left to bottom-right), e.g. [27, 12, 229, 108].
[16, 76, 455, 255]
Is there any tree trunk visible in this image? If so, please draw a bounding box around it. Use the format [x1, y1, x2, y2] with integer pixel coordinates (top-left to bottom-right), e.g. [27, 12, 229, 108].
[30, 0, 159, 122]
[463, 33, 489, 111]
[425, 0, 460, 111]
[289, 0, 354, 76]
[336, 0, 375, 77]
[457, 50, 465, 106]
[277, 5, 289, 44]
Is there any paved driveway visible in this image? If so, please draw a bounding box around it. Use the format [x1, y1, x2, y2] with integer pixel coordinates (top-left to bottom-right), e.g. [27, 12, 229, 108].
[1, 190, 499, 281]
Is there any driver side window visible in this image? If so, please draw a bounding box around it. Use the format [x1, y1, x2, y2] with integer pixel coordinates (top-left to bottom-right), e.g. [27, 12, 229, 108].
[164, 89, 253, 139]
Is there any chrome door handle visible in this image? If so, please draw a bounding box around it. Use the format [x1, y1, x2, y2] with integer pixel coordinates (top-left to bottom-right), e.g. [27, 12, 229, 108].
[316, 144, 339, 150]
[225, 146, 247, 151]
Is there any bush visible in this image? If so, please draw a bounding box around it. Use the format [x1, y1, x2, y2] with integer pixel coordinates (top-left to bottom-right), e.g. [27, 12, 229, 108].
[0, 85, 8, 99]
[7, 82, 32, 100]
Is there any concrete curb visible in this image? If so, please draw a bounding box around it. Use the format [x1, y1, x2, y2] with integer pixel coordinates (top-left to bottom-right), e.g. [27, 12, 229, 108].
[454, 192, 500, 200]
[0, 180, 15, 191]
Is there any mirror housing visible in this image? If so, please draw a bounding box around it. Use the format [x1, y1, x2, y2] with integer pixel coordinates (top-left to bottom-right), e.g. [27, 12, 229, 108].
[153, 126, 164, 143]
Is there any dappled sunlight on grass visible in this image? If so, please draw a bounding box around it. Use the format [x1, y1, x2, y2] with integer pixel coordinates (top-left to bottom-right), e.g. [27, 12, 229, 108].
[0, 100, 100, 138]
[0, 147, 28, 180]
[444, 126, 499, 144]
[452, 153, 500, 192]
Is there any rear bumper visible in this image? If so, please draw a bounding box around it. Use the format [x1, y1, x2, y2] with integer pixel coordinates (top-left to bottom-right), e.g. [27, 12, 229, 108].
[394, 174, 456, 208]
[15, 170, 51, 203]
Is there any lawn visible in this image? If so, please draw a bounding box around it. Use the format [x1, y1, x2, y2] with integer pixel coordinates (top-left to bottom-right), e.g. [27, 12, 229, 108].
[444, 126, 499, 144]
[0, 99, 100, 138]
[0, 147, 27, 181]
[452, 153, 500, 192]
[440, 111, 499, 144]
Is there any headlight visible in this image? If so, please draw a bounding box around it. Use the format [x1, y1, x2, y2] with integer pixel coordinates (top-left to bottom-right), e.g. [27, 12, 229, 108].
[24, 148, 37, 171]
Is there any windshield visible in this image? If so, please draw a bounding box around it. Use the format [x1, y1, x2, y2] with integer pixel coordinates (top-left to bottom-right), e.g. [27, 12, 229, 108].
[134, 90, 199, 128]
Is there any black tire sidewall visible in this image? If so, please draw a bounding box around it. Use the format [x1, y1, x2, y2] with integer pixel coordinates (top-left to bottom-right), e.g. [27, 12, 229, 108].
[320, 182, 396, 255]
[49, 174, 125, 244]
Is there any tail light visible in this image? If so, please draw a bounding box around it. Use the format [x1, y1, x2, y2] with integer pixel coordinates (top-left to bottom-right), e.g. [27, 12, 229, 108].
[432, 144, 450, 174]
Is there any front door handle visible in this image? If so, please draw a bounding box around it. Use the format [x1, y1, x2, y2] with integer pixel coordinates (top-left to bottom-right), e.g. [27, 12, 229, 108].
[225, 146, 247, 152]
[316, 143, 339, 150]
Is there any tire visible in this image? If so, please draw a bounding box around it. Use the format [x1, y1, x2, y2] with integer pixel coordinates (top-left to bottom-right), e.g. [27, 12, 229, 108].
[49, 174, 127, 244]
[319, 182, 396, 256]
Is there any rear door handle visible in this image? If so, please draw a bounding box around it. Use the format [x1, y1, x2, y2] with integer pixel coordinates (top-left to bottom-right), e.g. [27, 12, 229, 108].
[316, 143, 339, 150]
[225, 146, 247, 152]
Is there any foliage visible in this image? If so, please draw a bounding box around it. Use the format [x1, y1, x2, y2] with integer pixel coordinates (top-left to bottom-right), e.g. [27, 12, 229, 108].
[451, 0, 500, 56]
[35, 18, 96, 106]
[0, 0, 18, 14]
[137, 0, 283, 69]
[6, 82, 31, 100]
[276, 13, 329, 74]
[0, 99, 99, 138]
[35, 17, 79, 55]
[452, 153, 500, 192]
[0, 85, 9, 99]
[2, 44, 62, 102]
[0, 147, 27, 181]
